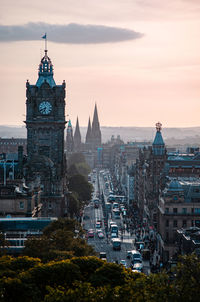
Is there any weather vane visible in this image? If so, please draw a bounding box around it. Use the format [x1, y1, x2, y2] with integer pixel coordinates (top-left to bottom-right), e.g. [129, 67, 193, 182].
[156, 122, 162, 132]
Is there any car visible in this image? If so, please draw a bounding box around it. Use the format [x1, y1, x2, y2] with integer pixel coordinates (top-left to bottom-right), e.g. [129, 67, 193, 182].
[96, 222, 101, 229]
[120, 260, 127, 268]
[127, 250, 132, 259]
[99, 252, 107, 261]
[131, 250, 142, 264]
[88, 229, 94, 238]
[132, 262, 143, 272]
[97, 219, 102, 226]
[98, 232, 104, 239]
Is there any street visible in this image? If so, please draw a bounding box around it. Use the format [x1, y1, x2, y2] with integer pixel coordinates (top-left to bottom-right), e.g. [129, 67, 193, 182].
[83, 169, 150, 274]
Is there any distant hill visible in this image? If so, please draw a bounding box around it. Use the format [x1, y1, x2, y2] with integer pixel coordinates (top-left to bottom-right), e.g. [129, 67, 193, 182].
[1, 125, 200, 146]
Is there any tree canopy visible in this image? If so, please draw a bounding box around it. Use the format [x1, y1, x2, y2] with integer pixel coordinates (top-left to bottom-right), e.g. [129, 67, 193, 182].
[23, 218, 96, 262]
[68, 174, 93, 202]
[1, 254, 200, 302]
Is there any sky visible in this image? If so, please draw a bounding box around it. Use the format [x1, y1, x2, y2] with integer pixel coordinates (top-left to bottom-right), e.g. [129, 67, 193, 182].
[0, 0, 200, 128]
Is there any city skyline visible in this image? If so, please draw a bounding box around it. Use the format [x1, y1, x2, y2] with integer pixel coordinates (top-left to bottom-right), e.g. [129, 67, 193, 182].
[0, 0, 200, 128]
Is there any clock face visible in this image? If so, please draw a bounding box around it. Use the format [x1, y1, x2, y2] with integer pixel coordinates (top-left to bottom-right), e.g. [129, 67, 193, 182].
[39, 101, 52, 115]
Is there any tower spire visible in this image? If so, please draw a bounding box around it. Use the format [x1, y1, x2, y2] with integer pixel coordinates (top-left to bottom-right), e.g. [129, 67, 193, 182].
[91, 103, 101, 148]
[36, 34, 56, 88]
[74, 117, 82, 151]
[86, 117, 92, 144]
[152, 121, 165, 155]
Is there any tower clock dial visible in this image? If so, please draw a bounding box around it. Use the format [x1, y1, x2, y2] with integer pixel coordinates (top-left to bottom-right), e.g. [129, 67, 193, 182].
[39, 101, 52, 115]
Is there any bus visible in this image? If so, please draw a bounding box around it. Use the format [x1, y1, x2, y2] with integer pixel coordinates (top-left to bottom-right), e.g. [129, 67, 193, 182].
[112, 238, 121, 251]
[110, 224, 118, 235]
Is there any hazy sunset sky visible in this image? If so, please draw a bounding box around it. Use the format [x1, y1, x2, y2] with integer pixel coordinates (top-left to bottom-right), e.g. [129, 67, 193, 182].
[0, 0, 200, 128]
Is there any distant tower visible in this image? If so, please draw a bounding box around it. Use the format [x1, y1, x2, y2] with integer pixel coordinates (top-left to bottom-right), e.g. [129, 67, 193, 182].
[85, 117, 92, 149]
[152, 122, 166, 194]
[91, 104, 101, 149]
[74, 117, 82, 151]
[66, 120, 74, 153]
[152, 122, 165, 156]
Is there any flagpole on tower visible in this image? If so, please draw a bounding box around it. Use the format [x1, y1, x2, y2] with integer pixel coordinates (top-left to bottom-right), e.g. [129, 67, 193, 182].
[42, 33, 47, 55]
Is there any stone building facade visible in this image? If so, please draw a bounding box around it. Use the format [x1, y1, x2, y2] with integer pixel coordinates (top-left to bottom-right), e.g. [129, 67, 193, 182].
[25, 47, 67, 217]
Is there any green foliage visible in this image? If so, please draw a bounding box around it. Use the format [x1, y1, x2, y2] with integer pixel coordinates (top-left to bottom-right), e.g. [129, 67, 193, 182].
[68, 174, 93, 202]
[23, 218, 95, 262]
[68, 192, 80, 218]
[43, 217, 81, 236]
[68, 153, 86, 166]
[0, 233, 9, 256]
[75, 162, 91, 178]
[89, 262, 127, 287]
[71, 256, 104, 280]
[0, 255, 200, 302]
[173, 254, 200, 302]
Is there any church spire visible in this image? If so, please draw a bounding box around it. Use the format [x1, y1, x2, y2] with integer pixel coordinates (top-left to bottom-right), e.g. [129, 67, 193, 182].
[86, 117, 92, 144]
[66, 119, 74, 153]
[91, 103, 101, 148]
[74, 117, 82, 151]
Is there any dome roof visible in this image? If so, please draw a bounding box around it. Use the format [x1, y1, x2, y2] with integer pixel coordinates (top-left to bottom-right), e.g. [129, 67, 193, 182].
[36, 50, 56, 88]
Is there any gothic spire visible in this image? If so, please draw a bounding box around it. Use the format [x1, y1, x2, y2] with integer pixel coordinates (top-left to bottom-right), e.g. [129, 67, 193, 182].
[74, 117, 82, 151]
[91, 103, 101, 148]
[66, 119, 74, 153]
[86, 117, 92, 144]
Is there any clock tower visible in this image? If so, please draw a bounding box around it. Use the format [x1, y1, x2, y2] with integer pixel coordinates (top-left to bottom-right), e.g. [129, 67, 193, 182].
[25, 46, 67, 217]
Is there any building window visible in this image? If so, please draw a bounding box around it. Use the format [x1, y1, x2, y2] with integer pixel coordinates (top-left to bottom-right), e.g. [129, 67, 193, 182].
[165, 207, 169, 214]
[48, 202, 52, 209]
[173, 196, 178, 201]
[194, 208, 200, 214]
[182, 208, 187, 214]
[182, 220, 187, 227]
[166, 232, 169, 241]
[166, 220, 169, 227]
[195, 220, 200, 228]
[173, 208, 178, 214]
[173, 220, 177, 227]
[19, 201, 24, 210]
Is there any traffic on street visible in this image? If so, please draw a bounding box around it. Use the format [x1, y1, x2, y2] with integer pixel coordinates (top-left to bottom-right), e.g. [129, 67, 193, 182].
[82, 169, 151, 274]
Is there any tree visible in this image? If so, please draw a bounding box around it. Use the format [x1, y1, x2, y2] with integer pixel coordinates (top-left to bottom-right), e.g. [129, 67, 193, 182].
[23, 218, 96, 262]
[68, 192, 80, 218]
[68, 153, 86, 166]
[173, 254, 200, 302]
[0, 233, 9, 256]
[68, 174, 93, 202]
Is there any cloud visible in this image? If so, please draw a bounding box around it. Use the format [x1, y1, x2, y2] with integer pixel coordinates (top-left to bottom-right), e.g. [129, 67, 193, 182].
[0, 22, 143, 44]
